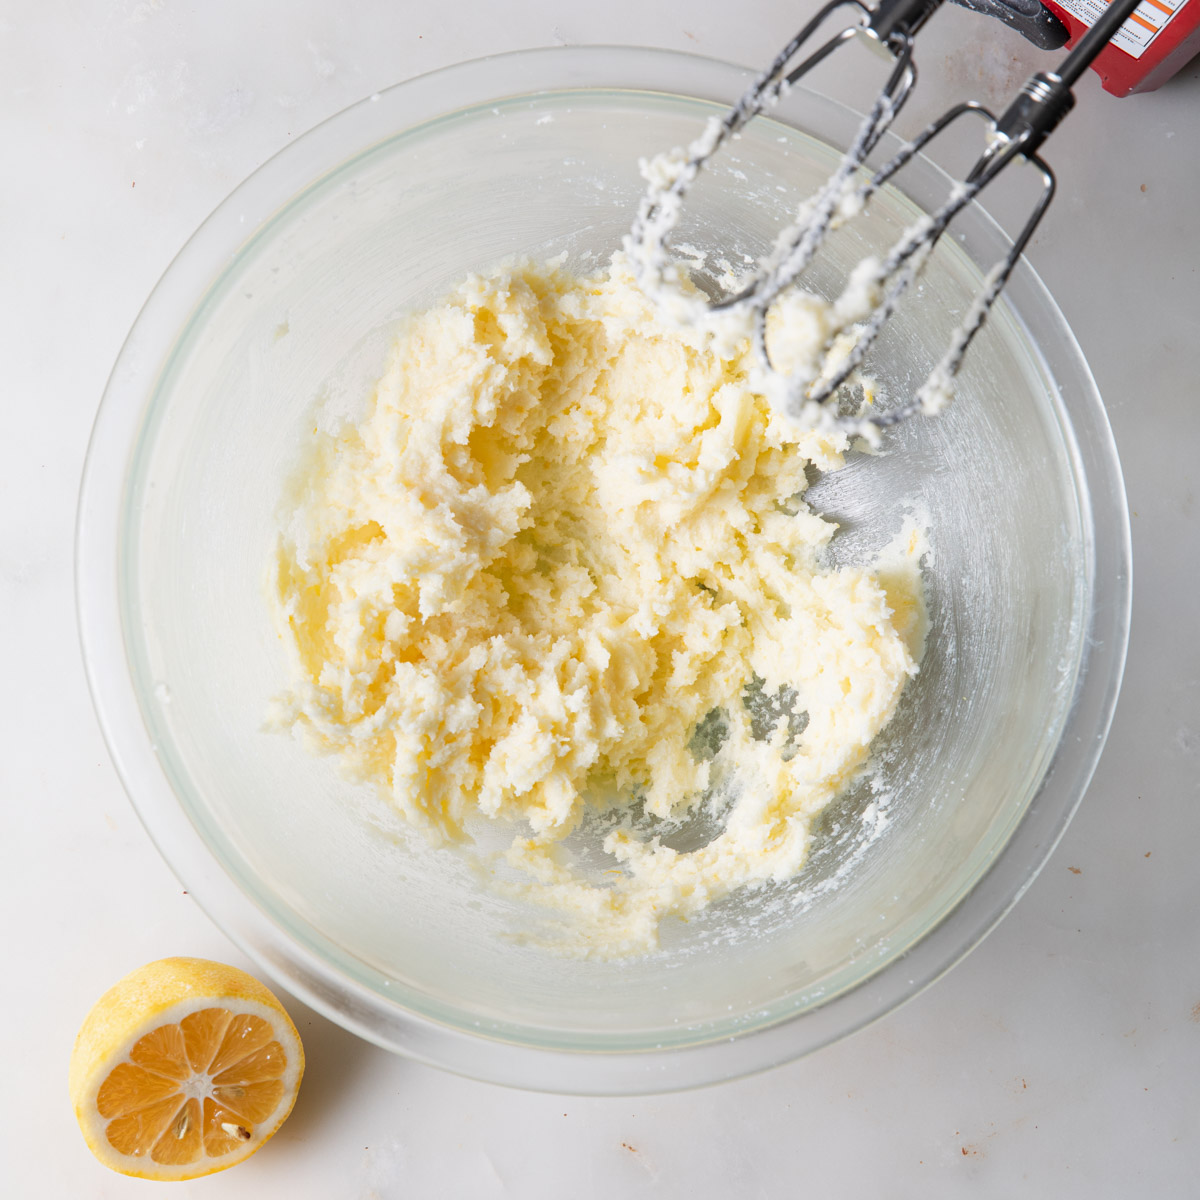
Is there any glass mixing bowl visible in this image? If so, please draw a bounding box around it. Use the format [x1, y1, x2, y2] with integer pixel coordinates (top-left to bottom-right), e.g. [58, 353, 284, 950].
[77, 46, 1130, 1094]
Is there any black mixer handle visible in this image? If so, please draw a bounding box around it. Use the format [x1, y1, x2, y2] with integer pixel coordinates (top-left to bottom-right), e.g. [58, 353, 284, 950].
[949, 0, 1071, 50]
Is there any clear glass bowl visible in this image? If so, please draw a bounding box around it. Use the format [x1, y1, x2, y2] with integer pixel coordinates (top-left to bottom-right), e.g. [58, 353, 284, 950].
[77, 46, 1130, 1094]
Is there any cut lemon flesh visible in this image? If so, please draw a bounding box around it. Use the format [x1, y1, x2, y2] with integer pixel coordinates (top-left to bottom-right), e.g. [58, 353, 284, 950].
[69, 958, 304, 1180]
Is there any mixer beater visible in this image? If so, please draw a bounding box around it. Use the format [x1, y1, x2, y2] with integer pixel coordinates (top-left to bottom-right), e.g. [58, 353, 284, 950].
[626, 0, 1144, 431]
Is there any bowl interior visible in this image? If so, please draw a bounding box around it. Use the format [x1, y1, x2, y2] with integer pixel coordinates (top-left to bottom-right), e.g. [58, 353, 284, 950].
[118, 83, 1090, 1053]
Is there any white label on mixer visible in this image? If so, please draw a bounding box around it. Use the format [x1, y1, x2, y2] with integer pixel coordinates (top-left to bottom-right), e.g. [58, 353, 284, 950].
[1051, 0, 1183, 58]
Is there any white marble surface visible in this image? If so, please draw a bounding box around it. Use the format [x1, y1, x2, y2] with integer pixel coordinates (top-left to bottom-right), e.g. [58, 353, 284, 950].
[5, 1, 1199, 1195]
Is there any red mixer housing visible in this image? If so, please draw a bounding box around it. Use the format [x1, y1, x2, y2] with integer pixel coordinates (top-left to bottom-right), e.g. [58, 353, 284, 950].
[1041, 0, 1200, 95]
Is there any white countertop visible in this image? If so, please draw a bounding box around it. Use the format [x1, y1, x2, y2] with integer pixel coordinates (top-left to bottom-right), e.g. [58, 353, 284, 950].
[6, 1, 1199, 1195]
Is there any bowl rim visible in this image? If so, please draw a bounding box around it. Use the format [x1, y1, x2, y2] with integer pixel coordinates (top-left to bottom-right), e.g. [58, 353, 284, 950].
[75, 43, 1132, 1095]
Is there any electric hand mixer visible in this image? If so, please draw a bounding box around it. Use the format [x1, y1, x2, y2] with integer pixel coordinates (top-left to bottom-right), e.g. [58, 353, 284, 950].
[626, 0, 1145, 431]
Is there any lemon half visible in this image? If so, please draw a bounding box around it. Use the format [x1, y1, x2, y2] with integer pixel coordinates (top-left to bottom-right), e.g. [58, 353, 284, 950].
[69, 957, 304, 1180]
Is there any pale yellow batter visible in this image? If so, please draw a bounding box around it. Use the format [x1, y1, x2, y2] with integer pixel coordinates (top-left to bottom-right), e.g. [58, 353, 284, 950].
[271, 258, 925, 957]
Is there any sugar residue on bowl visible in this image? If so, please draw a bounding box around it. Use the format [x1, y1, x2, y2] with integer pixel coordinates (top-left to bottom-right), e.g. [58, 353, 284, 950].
[268, 255, 927, 958]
